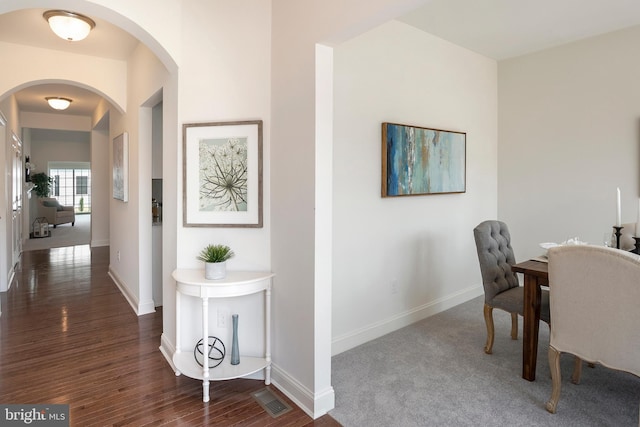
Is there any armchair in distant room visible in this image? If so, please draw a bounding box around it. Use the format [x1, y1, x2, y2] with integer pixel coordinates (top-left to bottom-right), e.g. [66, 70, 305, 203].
[37, 197, 75, 228]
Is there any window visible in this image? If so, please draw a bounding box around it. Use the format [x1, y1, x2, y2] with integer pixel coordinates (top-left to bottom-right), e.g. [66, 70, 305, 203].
[49, 166, 91, 213]
[76, 176, 88, 195]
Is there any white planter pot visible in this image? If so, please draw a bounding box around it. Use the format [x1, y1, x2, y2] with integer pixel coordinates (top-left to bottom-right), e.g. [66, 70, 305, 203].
[204, 261, 226, 280]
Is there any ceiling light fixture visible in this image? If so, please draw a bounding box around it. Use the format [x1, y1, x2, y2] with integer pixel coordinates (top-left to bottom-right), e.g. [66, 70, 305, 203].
[43, 10, 96, 42]
[46, 97, 73, 111]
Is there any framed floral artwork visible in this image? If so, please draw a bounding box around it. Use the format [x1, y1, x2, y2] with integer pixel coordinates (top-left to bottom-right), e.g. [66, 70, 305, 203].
[183, 120, 263, 227]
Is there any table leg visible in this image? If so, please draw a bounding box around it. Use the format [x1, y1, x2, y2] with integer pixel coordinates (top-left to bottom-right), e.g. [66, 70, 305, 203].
[265, 285, 271, 385]
[522, 274, 541, 381]
[202, 297, 210, 402]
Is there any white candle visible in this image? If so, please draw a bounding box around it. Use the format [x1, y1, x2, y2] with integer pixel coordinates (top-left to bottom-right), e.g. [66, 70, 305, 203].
[636, 198, 640, 236]
[616, 187, 621, 227]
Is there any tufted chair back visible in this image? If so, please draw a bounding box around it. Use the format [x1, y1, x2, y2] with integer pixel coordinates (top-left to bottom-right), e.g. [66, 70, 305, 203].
[473, 220, 519, 304]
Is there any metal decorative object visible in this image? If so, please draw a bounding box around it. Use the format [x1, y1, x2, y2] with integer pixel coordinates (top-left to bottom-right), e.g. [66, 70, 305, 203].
[194, 336, 225, 368]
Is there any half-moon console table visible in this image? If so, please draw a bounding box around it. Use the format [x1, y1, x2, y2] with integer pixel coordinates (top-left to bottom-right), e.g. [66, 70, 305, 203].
[171, 269, 274, 402]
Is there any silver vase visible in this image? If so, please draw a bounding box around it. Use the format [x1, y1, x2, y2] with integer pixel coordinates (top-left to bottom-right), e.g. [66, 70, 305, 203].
[231, 314, 240, 365]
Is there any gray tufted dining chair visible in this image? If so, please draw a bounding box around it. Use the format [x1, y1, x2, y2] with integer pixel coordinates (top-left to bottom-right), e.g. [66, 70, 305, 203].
[473, 220, 550, 354]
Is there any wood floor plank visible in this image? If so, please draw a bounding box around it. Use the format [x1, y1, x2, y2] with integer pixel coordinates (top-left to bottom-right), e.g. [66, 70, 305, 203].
[0, 245, 341, 426]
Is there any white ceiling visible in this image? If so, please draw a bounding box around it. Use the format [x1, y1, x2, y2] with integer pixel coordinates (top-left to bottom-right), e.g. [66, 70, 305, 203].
[2, 3, 640, 117]
[397, 0, 640, 60]
[0, 8, 138, 116]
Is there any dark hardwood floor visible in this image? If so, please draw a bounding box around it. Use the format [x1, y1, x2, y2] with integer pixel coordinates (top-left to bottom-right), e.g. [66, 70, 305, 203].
[0, 245, 341, 426]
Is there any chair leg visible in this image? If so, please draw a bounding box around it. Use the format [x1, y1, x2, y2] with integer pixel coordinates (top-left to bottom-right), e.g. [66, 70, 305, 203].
[571, 356, 582, 385]
[483, 304, 495, 354]
[510, 312, 518, 340]
[546, 346, 562, 413]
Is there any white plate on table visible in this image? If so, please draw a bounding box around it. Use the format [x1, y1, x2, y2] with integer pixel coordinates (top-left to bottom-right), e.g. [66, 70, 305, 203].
[539, 242, 558, 251]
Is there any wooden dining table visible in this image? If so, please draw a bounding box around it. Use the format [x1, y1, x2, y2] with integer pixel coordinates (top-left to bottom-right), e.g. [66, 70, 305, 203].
[511, 259, 549, 381]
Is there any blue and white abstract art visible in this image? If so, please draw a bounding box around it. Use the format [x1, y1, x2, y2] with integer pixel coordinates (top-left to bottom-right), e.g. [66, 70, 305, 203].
[382, 122, 466, 197]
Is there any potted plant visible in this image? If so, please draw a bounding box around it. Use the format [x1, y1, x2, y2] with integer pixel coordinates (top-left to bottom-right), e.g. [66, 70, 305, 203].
[30, 172, 53, 198]
[197, 244, 235, 280]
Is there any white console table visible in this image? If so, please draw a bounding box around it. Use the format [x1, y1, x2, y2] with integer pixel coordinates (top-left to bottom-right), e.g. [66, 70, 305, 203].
[171, 269, 274, 402]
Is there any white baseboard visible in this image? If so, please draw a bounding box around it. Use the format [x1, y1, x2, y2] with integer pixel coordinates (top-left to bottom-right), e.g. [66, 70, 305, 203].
[138, 300, 156, 315]
[108, 268, 137, 313]
[91, 239, 109, 247]
[159, 333, 177, 373]
[108, 267, 156, 316]
[331, 285, 483, 356]
[270, 363, 335, 419]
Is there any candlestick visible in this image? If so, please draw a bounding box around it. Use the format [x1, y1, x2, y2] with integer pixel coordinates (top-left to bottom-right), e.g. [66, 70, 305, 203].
[616, 188, 621, 227]
[614, 226, 623, 249]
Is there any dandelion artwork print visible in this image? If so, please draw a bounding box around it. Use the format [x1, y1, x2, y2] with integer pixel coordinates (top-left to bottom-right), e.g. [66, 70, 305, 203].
[183, 120, 263, 227]
[199, 137, 248, 212]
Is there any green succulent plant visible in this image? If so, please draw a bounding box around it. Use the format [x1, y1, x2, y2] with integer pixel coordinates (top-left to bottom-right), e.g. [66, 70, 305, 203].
[196, 244, 235, 263]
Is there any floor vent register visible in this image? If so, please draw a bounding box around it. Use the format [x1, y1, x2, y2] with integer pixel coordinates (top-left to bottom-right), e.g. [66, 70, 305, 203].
[251, 388, 293, 418]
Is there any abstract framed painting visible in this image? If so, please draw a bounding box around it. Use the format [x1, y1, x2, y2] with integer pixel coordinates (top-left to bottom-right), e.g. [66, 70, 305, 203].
[183, 120, 263, 227]
[382, 122, 466, 197]
[113, 132, 128, 202]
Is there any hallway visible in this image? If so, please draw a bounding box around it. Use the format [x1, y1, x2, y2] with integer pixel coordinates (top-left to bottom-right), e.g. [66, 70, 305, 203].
[0, 246, 336, 426]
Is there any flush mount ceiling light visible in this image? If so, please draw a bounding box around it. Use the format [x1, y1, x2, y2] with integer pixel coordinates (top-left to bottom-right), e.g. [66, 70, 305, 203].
[45, 97, 72, 111]
[43, 10, 96, 42]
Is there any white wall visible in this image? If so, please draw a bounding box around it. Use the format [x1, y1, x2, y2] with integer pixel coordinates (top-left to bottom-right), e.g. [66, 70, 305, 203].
[332, 20, 496, 353]
[176, 0, 272, 274]
[29, 129, 90, 166]
[0, 95, 19, 292]
[0, 106, 5, 304]
[21, 112, 92, 132]
[91, 114, 110, 248]
[271, 0, 430, 417]
[108, 42, 169, 315]
[499, 25, 640, 261]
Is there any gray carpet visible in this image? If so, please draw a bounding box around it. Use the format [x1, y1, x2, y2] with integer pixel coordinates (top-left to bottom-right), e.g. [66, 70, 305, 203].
[330, 296, 640, 426]
[23, 213, 90, 251]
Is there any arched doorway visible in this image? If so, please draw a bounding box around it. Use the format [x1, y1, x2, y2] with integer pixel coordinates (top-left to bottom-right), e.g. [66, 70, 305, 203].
[0, 4, 178, 317]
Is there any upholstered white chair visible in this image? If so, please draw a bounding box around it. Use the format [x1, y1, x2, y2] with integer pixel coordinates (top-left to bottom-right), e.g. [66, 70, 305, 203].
[473, 220, 550, 354]
[546, 245, 640, 414]
[37, 197, 75, 228]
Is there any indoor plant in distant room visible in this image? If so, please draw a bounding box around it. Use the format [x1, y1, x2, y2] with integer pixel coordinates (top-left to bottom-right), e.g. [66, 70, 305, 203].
[30, 172, 53, 197]
[197, 244, 234, 280]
